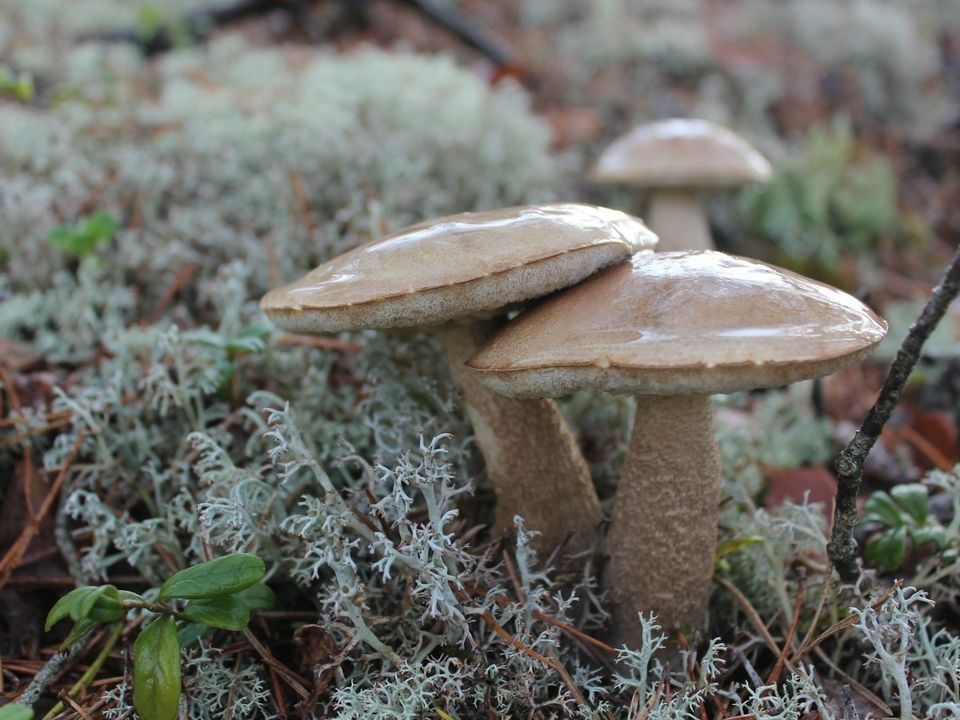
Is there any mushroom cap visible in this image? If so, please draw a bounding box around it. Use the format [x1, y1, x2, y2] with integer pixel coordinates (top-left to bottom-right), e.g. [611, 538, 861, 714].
[260, 203, 657, 332]
[467, 250, 887, 397]
[590, 118, 773, 188]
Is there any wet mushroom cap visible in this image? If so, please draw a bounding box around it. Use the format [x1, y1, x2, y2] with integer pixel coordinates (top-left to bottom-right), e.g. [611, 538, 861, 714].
[590, 118, 773, 188]
[260, 203, 658, 332]
[467, 250, 888, 397]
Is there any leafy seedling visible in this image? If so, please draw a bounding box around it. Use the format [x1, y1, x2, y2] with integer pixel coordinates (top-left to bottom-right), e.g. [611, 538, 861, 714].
[182, 324, 271, 395]
[0, 65, 34, 102]
[45, 553, 270, 720]
[861, 484, 948, 571]
[48, 211, 120, 259]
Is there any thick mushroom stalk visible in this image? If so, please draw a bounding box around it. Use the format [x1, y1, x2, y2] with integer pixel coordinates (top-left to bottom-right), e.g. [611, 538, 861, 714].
[606, 394, 720, 642]
[647, 190, 712, 252]
[442, 322, 602, 557]
[466, 251, 887, 646]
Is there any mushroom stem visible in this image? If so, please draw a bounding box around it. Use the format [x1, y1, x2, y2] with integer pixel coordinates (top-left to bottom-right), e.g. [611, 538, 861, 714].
[605, 394, 720, 645]
[647, 189, 713, 252]
[441, 321, 603, 561]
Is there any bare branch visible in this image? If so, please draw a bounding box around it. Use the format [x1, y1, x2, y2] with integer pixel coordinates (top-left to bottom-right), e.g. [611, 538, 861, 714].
[828, 243, 960, 580]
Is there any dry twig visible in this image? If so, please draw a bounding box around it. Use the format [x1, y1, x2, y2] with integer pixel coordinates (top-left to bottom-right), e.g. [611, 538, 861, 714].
[767, 577, 804, 685]
[713, 574, 795, 674]
[829, 243, 960, 580]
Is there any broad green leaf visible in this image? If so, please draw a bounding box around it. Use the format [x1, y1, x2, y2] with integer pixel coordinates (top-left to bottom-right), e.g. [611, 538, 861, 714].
[46, 586, 96, 631]
[47, 225, 78, 253]
[60, 618, 100, 649]
[912, 525, 948, 549]
[236, 583, 275, 611]
[72, 585, 118, 622]
[84, 211, 120, 240]
[183, 595, 250, 631]
[177, 622, 211, 648]
[865, 527, 908, 571]
[158, 553, 265, 601]
[47, 211, 118, 258]
[88, 595, 124, 623]
[134, 616, 181, 720]
[861, 492, 903, 528]
[0, 703, 34, 720]
[890, 483, 929, 525]
[118, 590, 144, 603]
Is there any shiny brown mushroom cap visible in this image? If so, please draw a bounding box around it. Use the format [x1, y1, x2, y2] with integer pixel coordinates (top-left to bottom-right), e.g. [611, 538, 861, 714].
[590, 118, 773, 188]
[467, 250, 887, 397]
[260, 203, 657, 332]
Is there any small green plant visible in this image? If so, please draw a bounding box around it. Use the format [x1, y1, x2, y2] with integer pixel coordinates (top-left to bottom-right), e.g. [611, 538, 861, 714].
[714, 535, 764, 573]
[135, 5, 193, 49]
[47, 211, 120, 259]
[182, 324, 272, 395]
[736, 116, 897, 279]
[861, 484, 948, 571]
[45, 553, 272, 720]
[0, 65, 34, 103]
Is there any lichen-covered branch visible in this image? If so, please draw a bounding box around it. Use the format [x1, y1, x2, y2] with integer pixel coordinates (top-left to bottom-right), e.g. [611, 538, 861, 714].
[829, 243, 960, 580]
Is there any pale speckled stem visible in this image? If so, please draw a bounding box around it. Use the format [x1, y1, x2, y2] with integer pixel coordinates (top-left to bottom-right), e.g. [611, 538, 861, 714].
[442, 322, 603, 561]
[605, 394, 720, 646]
[647, 189, 713, 252]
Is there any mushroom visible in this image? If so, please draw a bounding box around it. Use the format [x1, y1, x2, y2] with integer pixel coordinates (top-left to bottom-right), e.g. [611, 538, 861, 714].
[590, 118, 772, 252]
[261, 203, 658, 560]
[466, 250, 886, 643]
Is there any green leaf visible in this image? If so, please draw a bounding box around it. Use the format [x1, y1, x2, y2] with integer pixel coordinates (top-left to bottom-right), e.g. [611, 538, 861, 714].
[890, 483, 929, 525]
[0, 704, 34, 720]
[47, 211, 119, 258]
[715, 535, 764, 559]
[912, 525, 948, 549]
[183, 595, 250, 631]
[60, 618, 100, 649]
[158, 553, 265, 601]
[134, 616, 181, 720]
[182, 328, 226, 350]
[865, 527, 908, 571]
[84, 211, 120, 240]
[87, 595, 124, 623]
[177, 622, 212, 648]
[72, 585, 118, 622]
[118, 590, 145, 603]
[0, 65, 34, 103]
[236, 583, 275, 611]
[226, 325, 271, 355]
[46, 586, 96, 631]
[861, 492, 904, 528]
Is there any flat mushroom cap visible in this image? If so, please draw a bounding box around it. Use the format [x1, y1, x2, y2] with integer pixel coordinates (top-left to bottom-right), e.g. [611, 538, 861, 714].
[260, 203, 657, 333]
[590, 118, 773, 188]
[467, 250, 887, 397]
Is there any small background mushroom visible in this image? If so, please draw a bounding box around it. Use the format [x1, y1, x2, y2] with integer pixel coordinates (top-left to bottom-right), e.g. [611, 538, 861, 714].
[591, 118, 772, 252]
